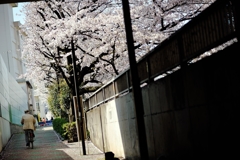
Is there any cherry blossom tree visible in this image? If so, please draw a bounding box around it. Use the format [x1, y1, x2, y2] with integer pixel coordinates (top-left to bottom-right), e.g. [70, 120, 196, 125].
[20, 0, 214, 97]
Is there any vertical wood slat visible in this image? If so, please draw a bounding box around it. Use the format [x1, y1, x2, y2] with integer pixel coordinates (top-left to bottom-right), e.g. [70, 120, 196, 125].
[203, 19, 210, 49]
[126, 71, 131, 91]
[222, 5, 228, 37]
[232, 0, 240, 41]
[213, 11, 219, 41]
[94, 94, 97, 107]
[196, 25, 201, 52]
[209, 13, 214, 44]
[194, 26, 198, 53]
[201, 20, 207, 50]
[230, 2, 236, 32]
[104, 82, 114, 100]
[96, 90, 103, 104]
[233, 0, 238, 33]
[225, 3, 232, 34]
[146, 57, 151, 82]
[187, 29, 192, 57]
[182, 33, 188, 58]
[216, 9, 224, 40]
[227, 4, 234, 33]
[207, 15, 213, 46]
[115, 73, 128, 93]
[212, 12, 217, 41]
[137, 59, 148, 82]
[193, 24, 198, 54]
[113, 79, 116, 96]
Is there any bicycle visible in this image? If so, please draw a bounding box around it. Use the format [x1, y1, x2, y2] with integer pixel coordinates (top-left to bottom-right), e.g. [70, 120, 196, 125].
[26, 130, 34, 149]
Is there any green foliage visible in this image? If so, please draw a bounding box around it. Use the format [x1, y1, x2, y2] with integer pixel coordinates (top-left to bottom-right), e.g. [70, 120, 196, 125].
[47, 79, 71, 118]
[87, 129, 90, 140]
[59, 81, 71, 109]
[63, 122, 77, 141]
[52, 117, 68, 137]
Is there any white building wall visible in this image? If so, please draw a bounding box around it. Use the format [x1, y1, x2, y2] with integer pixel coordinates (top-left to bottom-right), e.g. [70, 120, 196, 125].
[33, 86, 49, 121]
[0, 3, 20, 79]
[0, 3, 30, 152]
[13, 21, 25, 77]
[8, 73, 28, 124]
[0, 57, 10, 122]
[0, 55, 28, 152]
[35, 95, 47, 120]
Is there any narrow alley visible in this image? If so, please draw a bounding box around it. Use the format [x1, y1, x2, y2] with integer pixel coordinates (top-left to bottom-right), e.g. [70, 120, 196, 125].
[0, 126, 105, 160]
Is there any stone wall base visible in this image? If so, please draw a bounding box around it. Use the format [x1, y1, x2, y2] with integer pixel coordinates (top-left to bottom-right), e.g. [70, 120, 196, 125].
[10, 123, 23, 134]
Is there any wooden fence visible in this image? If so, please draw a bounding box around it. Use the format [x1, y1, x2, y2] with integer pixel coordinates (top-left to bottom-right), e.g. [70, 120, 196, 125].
[84, 0, 239, 110]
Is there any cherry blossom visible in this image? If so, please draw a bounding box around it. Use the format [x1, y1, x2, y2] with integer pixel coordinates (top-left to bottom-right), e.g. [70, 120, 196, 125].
[20, 0, 214, 95]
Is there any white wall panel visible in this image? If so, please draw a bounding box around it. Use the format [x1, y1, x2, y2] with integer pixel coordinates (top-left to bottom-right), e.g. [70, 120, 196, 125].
[0, 54, 28, 151]
[0, 118, 11, 148]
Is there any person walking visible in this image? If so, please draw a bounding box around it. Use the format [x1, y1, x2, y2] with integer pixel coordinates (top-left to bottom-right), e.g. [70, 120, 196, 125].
[42, 117, 46, 126]
[21, 110, 36, 146]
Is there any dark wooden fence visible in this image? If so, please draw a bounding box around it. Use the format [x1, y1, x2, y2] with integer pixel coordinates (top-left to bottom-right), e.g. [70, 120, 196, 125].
[84, 0, 239, 110]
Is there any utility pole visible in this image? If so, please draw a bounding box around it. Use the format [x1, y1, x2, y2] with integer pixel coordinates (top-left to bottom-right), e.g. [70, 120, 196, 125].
[66, 53, 75, 123]
[71, 38, 86, 155]
[73, 96, 81, 150]
[121, 0, 149, 159]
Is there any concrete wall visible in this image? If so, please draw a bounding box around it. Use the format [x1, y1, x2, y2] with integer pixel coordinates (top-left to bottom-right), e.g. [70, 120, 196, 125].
[86, 43, 239, 160]
[0, 55, 28, 152]
[0, 118, 11, 152]
[87, 100, 127, 158]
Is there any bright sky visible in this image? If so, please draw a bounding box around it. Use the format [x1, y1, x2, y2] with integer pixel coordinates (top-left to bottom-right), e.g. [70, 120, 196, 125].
[12, 3, 26, 24]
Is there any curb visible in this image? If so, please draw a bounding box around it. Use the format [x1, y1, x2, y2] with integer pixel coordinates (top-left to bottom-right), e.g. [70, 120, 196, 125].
[53, 130, 65, 141]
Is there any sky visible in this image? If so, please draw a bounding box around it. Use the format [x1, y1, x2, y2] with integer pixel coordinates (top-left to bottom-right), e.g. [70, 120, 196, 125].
[12, 3, 26, 24]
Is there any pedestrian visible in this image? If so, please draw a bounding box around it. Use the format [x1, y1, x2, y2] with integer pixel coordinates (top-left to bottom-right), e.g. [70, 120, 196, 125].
[42, 117, 46, 126]
[21, 110, 36, 146]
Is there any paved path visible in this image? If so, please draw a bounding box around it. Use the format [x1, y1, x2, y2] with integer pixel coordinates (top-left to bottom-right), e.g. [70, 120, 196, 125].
[0, 126, 105, 160]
